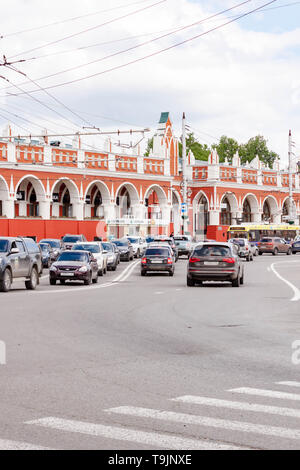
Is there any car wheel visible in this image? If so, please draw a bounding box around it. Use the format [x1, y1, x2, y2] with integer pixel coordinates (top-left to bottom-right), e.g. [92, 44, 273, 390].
[84, 274, 92, 286]
[259, 251, 263, 256]
[232, 274, 240, 287]
[187, 277, 195, 287]
[240, 272, 244, 285]
[98, 269, 103, 277]
[60, 280, 65, 285]
[25, 267, 38, 290]
[273, 248, 278, 256]
[0, 268, 12, 292]
[92, 275, 98, 284]
[50, 279, 56, 286]
[141, 271, 146, 276]
[169, 270, 174, 277]
[292, 251, 297, 255]
[287, 248, 292, 255]
[246, 255, 250, 262]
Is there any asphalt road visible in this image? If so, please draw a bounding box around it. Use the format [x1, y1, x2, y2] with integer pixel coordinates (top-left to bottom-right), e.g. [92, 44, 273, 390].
[0, 254, 300, 450]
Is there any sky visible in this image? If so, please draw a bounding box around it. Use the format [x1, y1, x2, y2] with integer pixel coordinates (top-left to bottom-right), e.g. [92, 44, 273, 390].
[0, 0, 299, 166]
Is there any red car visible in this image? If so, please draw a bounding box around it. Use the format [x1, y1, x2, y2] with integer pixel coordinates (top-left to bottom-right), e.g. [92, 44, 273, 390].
[258, 237, 292, 256]
[49, 250, 98, 285]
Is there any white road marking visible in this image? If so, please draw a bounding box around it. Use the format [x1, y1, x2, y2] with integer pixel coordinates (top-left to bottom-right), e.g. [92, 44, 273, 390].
[155, 292, 164, 295]
[172, 395, 300, 419]
[229, 387, 300, 401]
[270, 260, 300, 302]
[26, 417, 245, 450]
[107, 406, 300, 441]
[34, 261, 140, 295]
[276, 382, 300, 388]
[0, 438, 51, 450]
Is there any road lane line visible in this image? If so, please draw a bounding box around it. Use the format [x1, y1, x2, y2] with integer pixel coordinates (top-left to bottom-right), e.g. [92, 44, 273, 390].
[34, 261, 140, 295]
[26, 417, 246, 450]
[0, 438, 51, 450]
[172, 395, 300, 419]
[107, 406, 300, 441]
[229, 387, 300, 401]
[270, 261, 300, 302]
[276, 382, 300, 388]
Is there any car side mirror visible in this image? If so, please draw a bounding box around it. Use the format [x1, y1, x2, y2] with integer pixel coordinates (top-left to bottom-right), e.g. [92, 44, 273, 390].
[103, 250, 108, 254]
[10, 247, 19, 254]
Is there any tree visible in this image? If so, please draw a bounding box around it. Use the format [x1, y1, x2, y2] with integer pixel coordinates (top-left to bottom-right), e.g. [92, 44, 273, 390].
[144, 137, 153, 156]
[238, 135, 279, 168]
[179, 132, 211, 161]
[212, 136, 239, 163]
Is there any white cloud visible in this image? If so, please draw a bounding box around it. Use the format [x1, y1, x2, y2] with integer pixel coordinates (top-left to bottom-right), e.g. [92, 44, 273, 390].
[0, 0, 299, 164]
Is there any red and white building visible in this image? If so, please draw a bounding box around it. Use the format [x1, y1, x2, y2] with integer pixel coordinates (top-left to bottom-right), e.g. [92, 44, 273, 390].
[0, 112, 299, 241]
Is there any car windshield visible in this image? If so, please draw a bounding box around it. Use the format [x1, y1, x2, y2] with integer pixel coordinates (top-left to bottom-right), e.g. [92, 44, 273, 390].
[63, 236, 82, 243]
[102, 243, 113, 251]
[128, 238, 138, 243]
[73, 244, 100, 253]
[0, 240, 9, 252]
[145, 248, 170, 256]
[41, 240, 60, 248]
[233, 239, 245, 246]
[39, 244, 49, 252]
[114, 241, 127, 247]
[194, 245, 231, 257]
[58, 252, 88, 262]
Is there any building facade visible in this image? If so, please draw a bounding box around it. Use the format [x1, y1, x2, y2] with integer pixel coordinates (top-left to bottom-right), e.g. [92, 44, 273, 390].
[0, 112, 299, 241]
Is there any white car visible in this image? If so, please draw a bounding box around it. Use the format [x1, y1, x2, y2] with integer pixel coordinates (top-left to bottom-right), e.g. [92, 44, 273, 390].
[72, 242, 107, 276]
[126, 237, 145, 258]
[229, 238, 254, 262]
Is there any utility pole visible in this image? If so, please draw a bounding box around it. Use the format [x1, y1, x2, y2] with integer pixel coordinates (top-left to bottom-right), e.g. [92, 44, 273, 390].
[288, 129, 294, 223]
[182, 112, 188, 235]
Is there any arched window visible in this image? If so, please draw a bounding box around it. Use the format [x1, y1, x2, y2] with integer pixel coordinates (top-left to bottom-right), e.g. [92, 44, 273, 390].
[29, 188, 39, 217]
[62, 189, 72, 218]
[220, 197, 231, 225]
[263, 200, 271, 222]
[118, 187, 131, 217]
[282, 200, 289, 222]
[242, 199, 252, 223]
[94, 190, 104, 219]
[196, 195, 209, 235]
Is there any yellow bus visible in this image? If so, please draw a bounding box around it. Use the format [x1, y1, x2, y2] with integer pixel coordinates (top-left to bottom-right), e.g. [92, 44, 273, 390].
[228, 224, 300, 242]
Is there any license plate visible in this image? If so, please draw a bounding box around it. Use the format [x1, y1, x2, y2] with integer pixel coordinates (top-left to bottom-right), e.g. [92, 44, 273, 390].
[151, 260, 163, 264]
[61, 273, 74, 276]
[204, 261, 219, 266]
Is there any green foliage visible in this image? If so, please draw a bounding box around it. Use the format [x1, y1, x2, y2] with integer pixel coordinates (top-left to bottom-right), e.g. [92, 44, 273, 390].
[179, 133, 211, 161]
[144, 137, 153, 156]
[238, 136, 279, 168]
[212, 136, 239, 163]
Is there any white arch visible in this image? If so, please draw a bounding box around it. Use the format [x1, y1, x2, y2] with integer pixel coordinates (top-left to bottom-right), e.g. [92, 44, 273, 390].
[84, 180, 111, 204]
[115, 182, 139, 205]
[144, 184, 168, 206]
[0, 175, 9, 199]
[172, 189, 181, 206]
[15, 174, 46, 202]
[221, 192, 239, 213]
[262, 195, 279, 214]
[242, 193, 259, 213]
[51, 177, 80, 203]
[193, 190, 210, 212]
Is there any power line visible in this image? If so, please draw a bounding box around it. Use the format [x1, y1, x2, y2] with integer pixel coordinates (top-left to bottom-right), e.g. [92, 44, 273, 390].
[8, 0, 167, 60]
[3, 0, 279, 96]
[1, 0, 156, 38]
[2, 0, 253, 89]
[1, 129, 150, 139]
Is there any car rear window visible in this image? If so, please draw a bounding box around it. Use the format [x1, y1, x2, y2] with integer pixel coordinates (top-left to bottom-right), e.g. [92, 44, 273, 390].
[193, 245, 231, 257]
[73, 244, 100, 253]
[41, 240, 60, 248]
[113, 241, 128, 247]
[24, 238, 39, 254]
[102, 243, 113, 251]
[63, 236, 83, 243]
[0, 240, 8, 252]
[145, 248, 170, 256]
[58, 252, 88, 262]
[260, 238, 272, 242]
[233, 239, 245, 246]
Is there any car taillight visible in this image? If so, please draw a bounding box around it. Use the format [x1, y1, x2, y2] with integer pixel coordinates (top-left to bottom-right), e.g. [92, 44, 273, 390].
[141, 257, 147, 264]
[246, 246, 249, 250]
[167, 258, 173, 264]
[223, 257, 235, 264]
[266, 243, 273, 246]
[189, 257, 201, 263]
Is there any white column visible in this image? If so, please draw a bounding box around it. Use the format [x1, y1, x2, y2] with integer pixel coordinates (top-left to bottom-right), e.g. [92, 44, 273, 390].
[7, 142, 16, 163]
[18, 201, 27, 217]
[73, 201, 84, 220]
[209, 210, 220, 225]
[39, 200, 51, 219]
[252, 212, 261, 223]
[51, 203, 60, 218]
[132, 203, 145, 219]
[2, 199, 14, 218]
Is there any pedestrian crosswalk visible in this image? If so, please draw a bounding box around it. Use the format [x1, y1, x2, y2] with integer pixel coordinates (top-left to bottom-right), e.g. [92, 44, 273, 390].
[2, 380, 300, 450]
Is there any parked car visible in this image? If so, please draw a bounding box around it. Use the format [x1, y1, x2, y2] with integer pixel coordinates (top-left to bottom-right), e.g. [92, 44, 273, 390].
[173, 236, 192, 258]
[72, 242, 107, 276]
[187, 242, 244, 287]
[0, 237, 42, 292]
[49, 250, 98, 285]
[39, 238, 63, 261]
[141, 245, 175, 277]
[152, 237, 179, 261]
[39, 242, 53, 268]
[258, 237, 292, 256]
[112, 239, 134, 261]
[229, 238, 254, 262]
[101, 242, 120, 271]
[292, 240, 300, 254]
[125, 237, 145, 258]
[62, 234, 87, 250]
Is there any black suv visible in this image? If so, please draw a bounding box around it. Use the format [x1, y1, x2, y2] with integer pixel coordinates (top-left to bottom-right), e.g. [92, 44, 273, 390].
[0, 237, 42, 292]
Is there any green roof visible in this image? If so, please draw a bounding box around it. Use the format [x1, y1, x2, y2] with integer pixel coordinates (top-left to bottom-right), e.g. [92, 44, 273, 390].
[159, 112, 170, 124]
